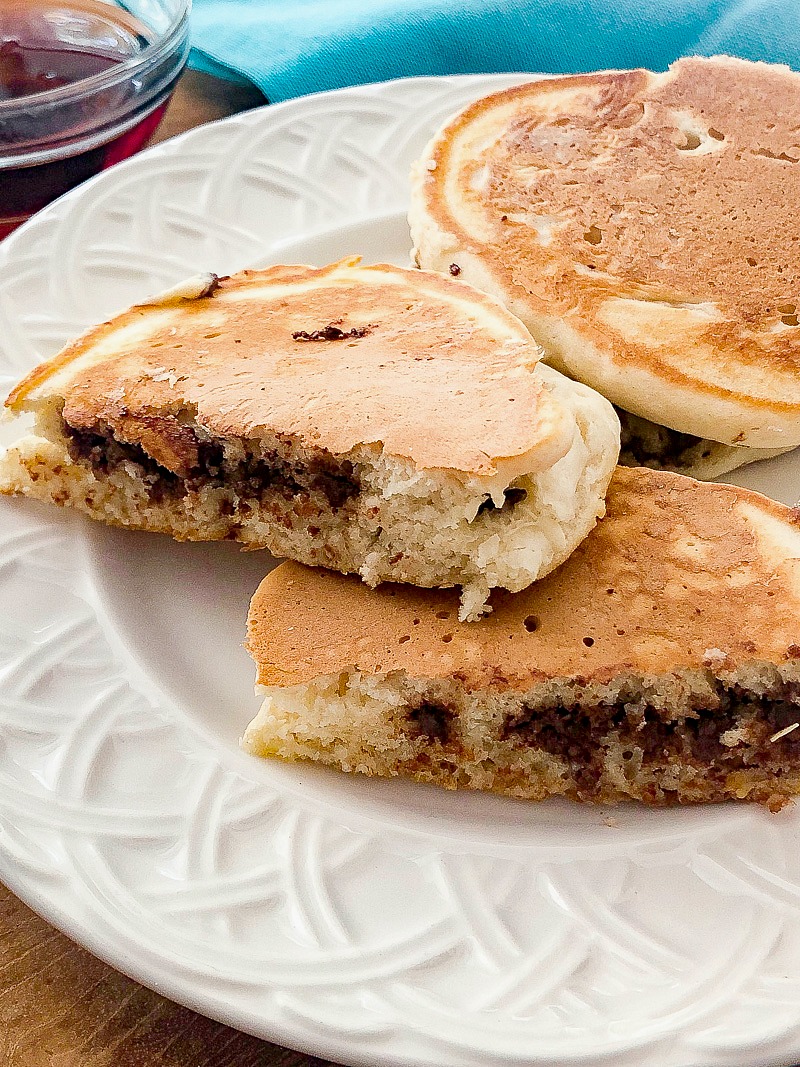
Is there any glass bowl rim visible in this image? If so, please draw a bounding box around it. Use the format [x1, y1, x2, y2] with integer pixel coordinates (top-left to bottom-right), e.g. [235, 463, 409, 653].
[0, 0, 192, 115]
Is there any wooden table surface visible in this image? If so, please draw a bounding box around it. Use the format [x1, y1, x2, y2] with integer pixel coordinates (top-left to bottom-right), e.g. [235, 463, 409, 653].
[0, 70, 335, 1067]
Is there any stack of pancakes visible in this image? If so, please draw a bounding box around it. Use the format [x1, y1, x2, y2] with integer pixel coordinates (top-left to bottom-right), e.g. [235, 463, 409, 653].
[4, 55, 800, 809]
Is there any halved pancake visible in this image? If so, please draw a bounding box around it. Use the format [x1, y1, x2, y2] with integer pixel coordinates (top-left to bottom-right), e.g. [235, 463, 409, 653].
[0, 259, 619, 619]
[410, 55, 800, 478]
[244, 467, 800, 809]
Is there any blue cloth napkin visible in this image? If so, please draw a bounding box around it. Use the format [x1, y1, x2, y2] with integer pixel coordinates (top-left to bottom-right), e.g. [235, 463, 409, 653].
[190, 0, 800, 102]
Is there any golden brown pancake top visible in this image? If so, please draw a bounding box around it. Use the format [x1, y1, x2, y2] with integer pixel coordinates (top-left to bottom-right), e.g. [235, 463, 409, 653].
[248, 467, 800, 690]
[8, 261, 573, 476]
[419, 56, 800, 417]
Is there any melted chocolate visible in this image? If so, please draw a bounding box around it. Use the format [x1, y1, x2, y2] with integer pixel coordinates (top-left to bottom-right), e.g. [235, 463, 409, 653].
[64, 422, 361, 511]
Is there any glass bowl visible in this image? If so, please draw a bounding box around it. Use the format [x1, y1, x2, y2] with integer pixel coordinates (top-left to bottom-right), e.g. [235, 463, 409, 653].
[0, 0, 191, 238]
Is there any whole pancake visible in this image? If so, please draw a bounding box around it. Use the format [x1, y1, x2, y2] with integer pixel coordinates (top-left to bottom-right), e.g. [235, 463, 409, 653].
[248, 466, 800, 689]
[410, 56, 800, 449]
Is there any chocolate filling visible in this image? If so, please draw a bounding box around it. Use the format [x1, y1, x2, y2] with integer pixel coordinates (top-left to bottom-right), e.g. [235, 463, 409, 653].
[616, 406, 714, 470]
[503, 679, 800, 798]
[292, 323, 373, 342]
[407, 701, 455, 744]
[475, 485, 528, 518]
[63, 422, 361, 511]
[64, 425, 182, 503]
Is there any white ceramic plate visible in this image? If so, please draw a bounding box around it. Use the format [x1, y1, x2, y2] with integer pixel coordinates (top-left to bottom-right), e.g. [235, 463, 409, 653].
[2, 75, 800, 1067]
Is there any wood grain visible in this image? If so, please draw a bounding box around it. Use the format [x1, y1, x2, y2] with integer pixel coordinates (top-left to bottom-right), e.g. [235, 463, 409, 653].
[0, 886, 335, 1066]
[0, 69, 336, 1067]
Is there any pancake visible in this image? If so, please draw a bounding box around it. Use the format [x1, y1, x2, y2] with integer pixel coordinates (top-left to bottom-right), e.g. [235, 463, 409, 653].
[0, 259, 619, 619]
[409, 55, 800, 478]
[243, 466, 800, 809]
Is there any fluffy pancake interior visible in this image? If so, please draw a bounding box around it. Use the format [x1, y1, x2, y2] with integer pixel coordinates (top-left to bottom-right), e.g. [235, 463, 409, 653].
[243, 664, 800, 810]
[410, 56, 800, 449]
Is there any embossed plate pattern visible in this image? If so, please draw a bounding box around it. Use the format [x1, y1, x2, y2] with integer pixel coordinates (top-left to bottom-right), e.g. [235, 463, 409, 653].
[2, 76, 800, 1067]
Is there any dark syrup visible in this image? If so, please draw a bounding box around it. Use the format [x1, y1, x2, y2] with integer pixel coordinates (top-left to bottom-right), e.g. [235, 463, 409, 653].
[0, 0, 167, 238]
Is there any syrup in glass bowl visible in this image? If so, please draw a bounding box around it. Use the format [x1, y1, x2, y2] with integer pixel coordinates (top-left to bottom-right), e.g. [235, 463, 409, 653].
[0, 0, 190, 238]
